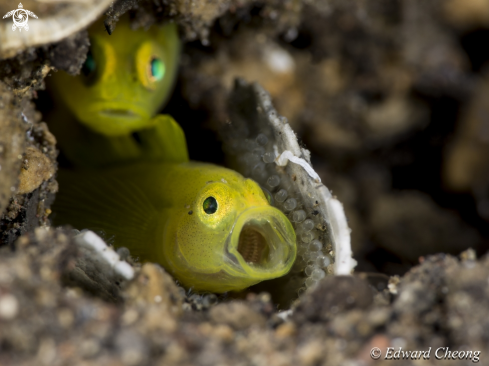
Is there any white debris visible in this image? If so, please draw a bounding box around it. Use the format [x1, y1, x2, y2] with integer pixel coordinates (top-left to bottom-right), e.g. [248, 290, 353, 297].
[275, 150, 322, 183]
[276, 309, 294, 321]
[0, 294, 19, 320]
[75, 230, 134, 280]
[325, 199, 357, 274]
[263, 45, 295, 74]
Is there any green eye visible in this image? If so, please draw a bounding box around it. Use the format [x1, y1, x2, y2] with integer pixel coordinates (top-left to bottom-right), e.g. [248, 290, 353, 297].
[203, 197, 218, 214]
[149, 57, 165, 81]
[82, 50, 96, 77]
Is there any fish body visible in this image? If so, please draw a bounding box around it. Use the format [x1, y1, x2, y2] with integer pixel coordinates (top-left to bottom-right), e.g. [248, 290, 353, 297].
[54, 161, 297, 293]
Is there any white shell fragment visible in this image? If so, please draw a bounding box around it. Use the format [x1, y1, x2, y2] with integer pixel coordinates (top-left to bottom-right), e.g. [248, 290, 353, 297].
[74, 230, 134, 281]
[222, 79, 355, 298]
[0, 0, 114, 59]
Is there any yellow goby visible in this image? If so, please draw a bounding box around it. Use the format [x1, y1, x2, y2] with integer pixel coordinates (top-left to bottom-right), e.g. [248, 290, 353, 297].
[50, 16, 179, 136]
[48, 16, 181, 167]
[53, 119, 297, 293]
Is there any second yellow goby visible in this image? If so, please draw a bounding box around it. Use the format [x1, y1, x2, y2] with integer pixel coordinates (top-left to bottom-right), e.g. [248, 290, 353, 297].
[48, 16, 181, 167]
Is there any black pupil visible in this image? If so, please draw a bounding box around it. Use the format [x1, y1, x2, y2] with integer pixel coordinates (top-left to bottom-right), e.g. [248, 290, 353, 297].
[82, 50, 95, 76]
[203, 197, 218, 214]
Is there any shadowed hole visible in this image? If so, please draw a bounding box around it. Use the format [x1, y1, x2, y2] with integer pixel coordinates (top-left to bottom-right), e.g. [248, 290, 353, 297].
[237, 225, 270, 265]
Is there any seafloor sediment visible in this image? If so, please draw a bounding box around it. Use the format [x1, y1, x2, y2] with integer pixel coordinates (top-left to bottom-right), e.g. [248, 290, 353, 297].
[1, 228, 488, 365]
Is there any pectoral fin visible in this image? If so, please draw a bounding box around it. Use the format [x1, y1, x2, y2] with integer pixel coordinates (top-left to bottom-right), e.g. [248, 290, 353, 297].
[134, 114, 189, 164]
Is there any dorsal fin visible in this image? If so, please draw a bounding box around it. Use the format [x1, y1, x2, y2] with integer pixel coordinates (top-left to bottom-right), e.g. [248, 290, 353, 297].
[52, 168, 162, 261]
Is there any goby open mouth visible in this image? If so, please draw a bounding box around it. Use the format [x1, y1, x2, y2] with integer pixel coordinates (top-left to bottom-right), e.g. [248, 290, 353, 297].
[225, 207, 296, 276]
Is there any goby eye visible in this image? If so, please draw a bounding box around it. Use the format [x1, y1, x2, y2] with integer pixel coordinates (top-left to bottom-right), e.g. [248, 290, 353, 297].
[149, 57, 165, 82]
[203, 197, 218, 214]
[82, 49, 96, 77]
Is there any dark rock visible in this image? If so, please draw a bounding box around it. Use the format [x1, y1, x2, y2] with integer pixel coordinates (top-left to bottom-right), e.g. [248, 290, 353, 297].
[293, 276, 374, 324]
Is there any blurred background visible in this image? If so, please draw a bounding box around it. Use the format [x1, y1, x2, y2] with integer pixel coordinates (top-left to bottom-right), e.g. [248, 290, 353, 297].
[155, 0, 489, 276]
